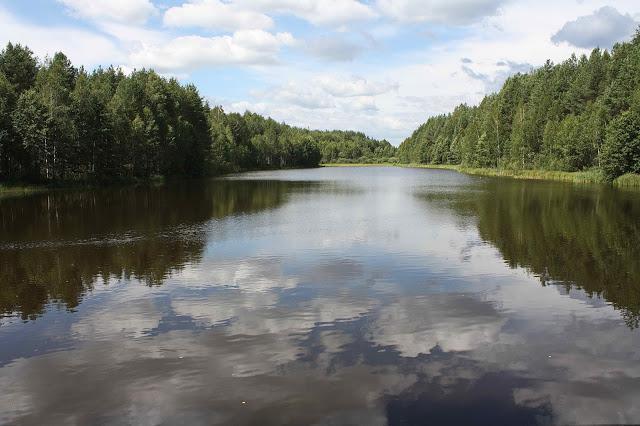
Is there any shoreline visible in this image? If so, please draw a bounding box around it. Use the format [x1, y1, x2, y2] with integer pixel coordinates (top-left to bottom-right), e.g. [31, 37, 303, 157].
[0, 165, 321, 198]
[321, 163, 640, 188]
[0, 184, 48, 198]
[2, 164, 639, 197]
[0, 176, 168, 199]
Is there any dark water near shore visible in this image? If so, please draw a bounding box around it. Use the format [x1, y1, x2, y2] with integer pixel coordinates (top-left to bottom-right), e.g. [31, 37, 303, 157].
[1, 167, 639, 425]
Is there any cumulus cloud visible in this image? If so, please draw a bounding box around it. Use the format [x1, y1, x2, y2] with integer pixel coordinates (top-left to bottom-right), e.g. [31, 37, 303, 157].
[376, 0, 507, 25]
[224, 94, 398, 140]
[173, 257, 300, 292]
[57, 0, 156, 24]
[93, 21, 168, 48]
[128, 30, 295, 72]
[163, 0, 274, 32]
[248, 74, 396, 115]
[462, 60, 532, 92]
[306, 36, 365, 62]
[0, 7, 123, 67]
[368, 295, 505, 357]
[256, 82, 335, 109]
[317, 75, 399, 97]
[242, 0, 378, 27]
[346, 97, 380, 112]
[551, 6, 638, 49]
[72, 300, 161, 340]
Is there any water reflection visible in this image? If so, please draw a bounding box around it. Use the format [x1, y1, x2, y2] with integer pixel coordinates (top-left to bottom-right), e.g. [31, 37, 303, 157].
[423, 179, 640, 328]
[368, 295, 505, 356]
[0, 180, 298, 321]
[1, 167, 639, 425]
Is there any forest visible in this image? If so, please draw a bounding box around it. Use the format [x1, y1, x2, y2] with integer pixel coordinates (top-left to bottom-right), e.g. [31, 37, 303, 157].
[399, 30, 640, 182]
[0, 43, 396, 184]
[4, 31, 640, 186]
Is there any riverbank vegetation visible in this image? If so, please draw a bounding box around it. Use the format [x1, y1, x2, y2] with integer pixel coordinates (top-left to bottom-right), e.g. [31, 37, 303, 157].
[323, 163, 637, 186]
[0, 42, 395, 185]
[399, 30, 640, 184]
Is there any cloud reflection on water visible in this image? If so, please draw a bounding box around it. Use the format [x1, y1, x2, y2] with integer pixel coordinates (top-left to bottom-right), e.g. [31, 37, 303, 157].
[1, 167, 639, 424]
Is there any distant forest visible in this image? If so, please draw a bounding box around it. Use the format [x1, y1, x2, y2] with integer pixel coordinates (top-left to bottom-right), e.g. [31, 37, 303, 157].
[4, 30, 640, 185]
[0, 43, 396, 183]
[399, 30, 640, 181]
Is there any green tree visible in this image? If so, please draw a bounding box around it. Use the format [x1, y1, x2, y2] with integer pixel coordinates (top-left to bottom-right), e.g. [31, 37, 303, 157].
[0, 72, 18, 178]
[601, 110, 640, 180]
[0, 42, 385, 184]
[398, 29, 640, 182]
[208, 106, 235, 173]
[12, 89, 49, 180]
[33, 52, 78, 179]
[0, 43, 38, 94]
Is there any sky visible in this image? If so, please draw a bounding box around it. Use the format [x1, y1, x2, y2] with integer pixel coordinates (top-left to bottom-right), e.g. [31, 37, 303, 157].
[1, 0, 639, 145]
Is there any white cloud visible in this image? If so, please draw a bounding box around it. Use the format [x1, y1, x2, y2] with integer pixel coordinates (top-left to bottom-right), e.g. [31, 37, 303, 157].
[128, 30, 295, 72]
[0, 7, 123, 67]
[96, 21, 168, 46]
[305, 35, 365, 62]
[229, 72, 404, 136]
[163, 0, 274, 32]
[57, 0, 157, 24]
[462, 60, 533, 92]
[248, 74, 396, 111]
[343, 96, 379, 112]
[220, 67, 412, 141]
[242, 0, 378, 27]
[173, 258, 300, 292]
[367, 295, 506, 357]
[72, 300, 161, 340]
[225, 98, 391, 139]
[256, 82, 335, 109]
[317, 75, 398, 97]
[376, 0, 507, 24]
[551, 6, 638, 49]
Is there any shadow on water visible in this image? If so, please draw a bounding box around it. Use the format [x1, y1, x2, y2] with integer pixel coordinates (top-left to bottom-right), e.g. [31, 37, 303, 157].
[0, 179, 307, 322]
[420, 178, 640, 329]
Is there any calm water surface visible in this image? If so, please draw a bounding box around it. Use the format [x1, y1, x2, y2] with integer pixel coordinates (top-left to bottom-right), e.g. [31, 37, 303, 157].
[1, 167, 639, 425]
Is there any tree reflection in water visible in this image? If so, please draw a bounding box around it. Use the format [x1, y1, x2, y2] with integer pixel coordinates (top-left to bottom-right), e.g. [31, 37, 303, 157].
[0, 179, 299, 321]
[423, 179, 640, 328]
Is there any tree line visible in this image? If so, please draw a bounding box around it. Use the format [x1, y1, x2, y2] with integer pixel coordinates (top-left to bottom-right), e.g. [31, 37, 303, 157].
[0, 43, 396, 184]
[399, 30, 640, 181]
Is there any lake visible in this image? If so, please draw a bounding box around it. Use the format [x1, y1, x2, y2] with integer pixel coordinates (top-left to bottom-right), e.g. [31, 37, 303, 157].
[1, 166, 639, 425]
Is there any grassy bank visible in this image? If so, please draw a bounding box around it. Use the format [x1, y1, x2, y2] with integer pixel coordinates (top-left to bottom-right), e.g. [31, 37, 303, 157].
[447, 166, 606, 184]
[613, 173, 640, 188]
[323, 163, 640, 188]
[0, 176, 167, 200]
[0, 184, 47, 199]
[419, 165, 640, 187]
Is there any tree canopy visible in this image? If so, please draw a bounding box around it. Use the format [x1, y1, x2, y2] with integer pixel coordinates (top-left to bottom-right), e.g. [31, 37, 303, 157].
[399, 30, 640, 181]
[0, 43, 395, 184]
